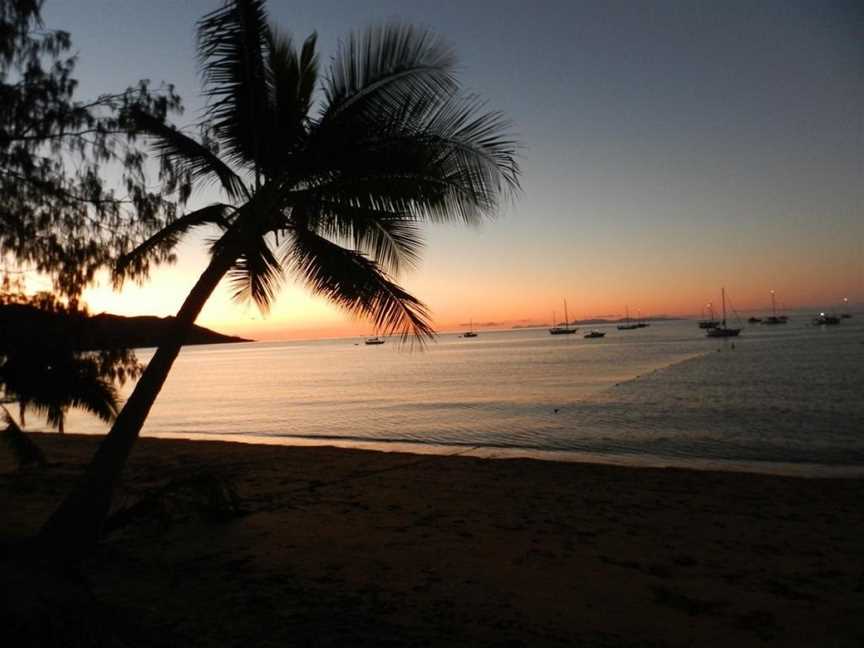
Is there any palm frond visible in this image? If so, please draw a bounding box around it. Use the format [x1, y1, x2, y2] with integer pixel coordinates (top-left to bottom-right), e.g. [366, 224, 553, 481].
[285, 227, 433, 342]
[322, 23, 457, 125]
[262, 28, 318, 175]
[9, 357, 120, 430]
[287, 196, 424, 275]
[114, 203, 232, 286]
[56, 372, 119, 425]
[130, 107, 250, 201]
[307, 91, 520, 228]
[408, 93, 521, 220]
[1, 406, 46, 469]
[198, 0, 272, 171]
[228, 235, 283, 312]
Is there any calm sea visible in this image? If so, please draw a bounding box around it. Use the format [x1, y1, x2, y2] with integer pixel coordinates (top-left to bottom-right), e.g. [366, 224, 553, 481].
[61, 317, 864, 475]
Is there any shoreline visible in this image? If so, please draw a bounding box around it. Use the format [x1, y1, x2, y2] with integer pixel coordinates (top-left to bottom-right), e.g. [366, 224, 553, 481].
[2, 434, 862, 645]
[24, 429, 864, 479]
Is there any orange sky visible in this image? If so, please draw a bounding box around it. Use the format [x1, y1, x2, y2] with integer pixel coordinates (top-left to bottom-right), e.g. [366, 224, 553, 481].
[76, 217, 862, 341]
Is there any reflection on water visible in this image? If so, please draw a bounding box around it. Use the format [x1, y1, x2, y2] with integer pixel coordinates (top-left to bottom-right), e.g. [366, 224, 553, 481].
[59, 318, 864, 473]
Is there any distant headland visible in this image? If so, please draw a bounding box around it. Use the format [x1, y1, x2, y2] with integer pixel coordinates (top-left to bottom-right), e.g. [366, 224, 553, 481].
[0, 303, 251, 351]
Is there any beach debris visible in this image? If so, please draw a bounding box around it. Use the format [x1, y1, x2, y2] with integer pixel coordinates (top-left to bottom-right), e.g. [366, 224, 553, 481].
[104, 470, 244, 535]
[0, 407, 46, 470]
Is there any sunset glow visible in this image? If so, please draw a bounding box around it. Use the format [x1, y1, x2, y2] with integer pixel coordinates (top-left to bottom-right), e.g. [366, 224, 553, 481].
[46, 0, 862, 340]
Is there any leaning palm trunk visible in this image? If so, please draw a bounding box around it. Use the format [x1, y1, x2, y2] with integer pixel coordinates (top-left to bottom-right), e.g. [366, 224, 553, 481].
[40, 243, 238, 554]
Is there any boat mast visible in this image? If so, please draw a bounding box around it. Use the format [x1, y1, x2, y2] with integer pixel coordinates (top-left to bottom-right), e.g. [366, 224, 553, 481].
[564, 300, 569, 330]
[721, 288, 727, 327]
[770, 290, 776, 318]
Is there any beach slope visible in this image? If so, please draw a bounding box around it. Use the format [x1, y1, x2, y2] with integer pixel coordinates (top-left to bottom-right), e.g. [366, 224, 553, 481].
[2, 435, 862, 646]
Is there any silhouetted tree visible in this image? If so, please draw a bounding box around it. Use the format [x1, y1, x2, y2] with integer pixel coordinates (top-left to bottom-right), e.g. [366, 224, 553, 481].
[0, 0, 184, 298]
[40, 0, 519, 556]
[1, 348, 120, 434]
[0, 291, 137, 434]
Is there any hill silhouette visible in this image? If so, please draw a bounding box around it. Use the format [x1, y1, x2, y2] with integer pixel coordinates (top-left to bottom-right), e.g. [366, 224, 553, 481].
[0, 304, 250, 352]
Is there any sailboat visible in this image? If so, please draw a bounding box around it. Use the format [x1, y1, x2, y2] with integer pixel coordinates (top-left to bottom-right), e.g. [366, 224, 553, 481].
[698, 303, 720, 329]
[617, 306, 639, 330]
[549, 300, 577, 335]
[761, 290, 787, 325]
[813, 312, 840, 326]
[462, 319, 478, 338]
[705, 288, 741, 338]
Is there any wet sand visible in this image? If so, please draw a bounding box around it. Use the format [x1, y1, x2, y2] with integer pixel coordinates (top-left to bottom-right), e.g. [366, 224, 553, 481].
[2, 434, 863, 646]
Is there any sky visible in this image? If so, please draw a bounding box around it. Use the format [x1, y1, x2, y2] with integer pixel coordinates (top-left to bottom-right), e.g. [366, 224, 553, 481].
[40, 0, 863, 339]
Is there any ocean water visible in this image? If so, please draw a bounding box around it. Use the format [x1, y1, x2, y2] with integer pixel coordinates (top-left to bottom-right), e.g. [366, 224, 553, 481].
[60, 318, 864, 475]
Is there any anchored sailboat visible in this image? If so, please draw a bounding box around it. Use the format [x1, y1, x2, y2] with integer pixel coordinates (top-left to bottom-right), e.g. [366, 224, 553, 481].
[463, 319, 478, 338]
[698, 303, 720, 329]
[549, 300, 577, 335]
[705, 288, 741, 338]
[761, 290, 787, 325]
[617, 306, 639, 330]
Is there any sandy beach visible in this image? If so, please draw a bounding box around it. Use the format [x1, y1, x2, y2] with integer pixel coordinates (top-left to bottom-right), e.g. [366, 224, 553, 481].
[2, 434, 863, 646]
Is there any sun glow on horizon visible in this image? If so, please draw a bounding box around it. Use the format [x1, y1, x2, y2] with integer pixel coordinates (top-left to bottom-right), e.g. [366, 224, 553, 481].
[45, 0, 861, 343]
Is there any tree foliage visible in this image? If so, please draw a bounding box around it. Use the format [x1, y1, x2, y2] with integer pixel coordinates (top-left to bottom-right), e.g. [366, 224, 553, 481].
[0, 290, 139, 432]
[0, 0, 184, 299]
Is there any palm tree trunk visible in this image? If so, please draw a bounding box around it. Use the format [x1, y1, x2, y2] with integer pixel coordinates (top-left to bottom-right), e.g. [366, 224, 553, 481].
[39, 241, 239, 558]
[58, 414, 64, 434]
[19, 402, 25, 427]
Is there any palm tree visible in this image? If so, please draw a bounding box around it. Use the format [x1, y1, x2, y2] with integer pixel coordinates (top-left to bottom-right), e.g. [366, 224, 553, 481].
[0, 350, 120, 434]
[40, 0, 519, 554]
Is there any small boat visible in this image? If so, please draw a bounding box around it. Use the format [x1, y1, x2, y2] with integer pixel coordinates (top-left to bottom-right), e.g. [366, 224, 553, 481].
[549, 300, 578, 335]
[698, 303, 720, 329]
[462, 319, 478, 338]
[705, 288, 741, 338]
[747, 316, 762, 324]
[813, 313, 840, 326]
[617, 306, 639, 330]
[584, 330, 606, 339]
[706, 326, 740, 338]
[761, 290, 787, 325]
[364, 336, 385, 345]
[840, 297, 852, 319]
